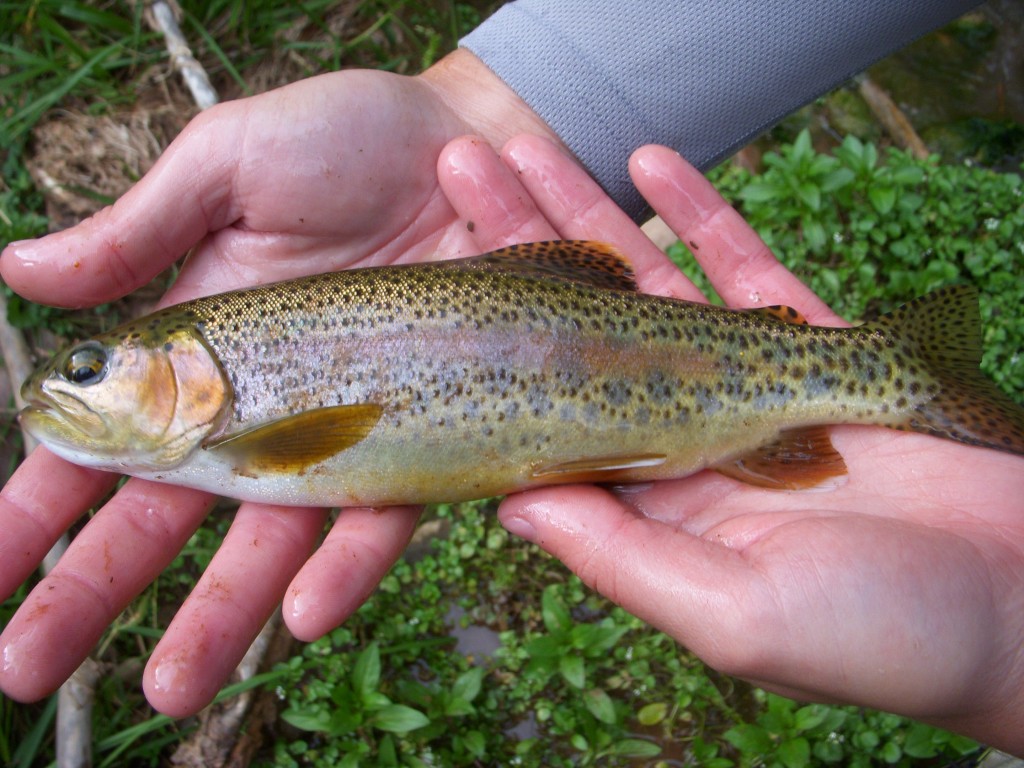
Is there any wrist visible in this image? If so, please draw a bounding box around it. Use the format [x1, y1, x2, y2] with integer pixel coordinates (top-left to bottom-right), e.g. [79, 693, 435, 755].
[418, 48, 564, 150]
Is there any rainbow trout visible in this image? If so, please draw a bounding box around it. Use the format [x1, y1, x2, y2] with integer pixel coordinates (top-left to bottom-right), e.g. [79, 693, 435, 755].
[19, 241, 1024, 505]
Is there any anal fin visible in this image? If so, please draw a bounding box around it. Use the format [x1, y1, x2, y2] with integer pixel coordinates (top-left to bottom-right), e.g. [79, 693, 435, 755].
[205, 403, 382, 475]
[715, 426, 847, 490]
[531, 453, 667, 485]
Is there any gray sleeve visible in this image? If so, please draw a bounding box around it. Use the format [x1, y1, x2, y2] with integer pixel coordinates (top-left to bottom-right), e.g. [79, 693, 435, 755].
[461, 0, 981, 219]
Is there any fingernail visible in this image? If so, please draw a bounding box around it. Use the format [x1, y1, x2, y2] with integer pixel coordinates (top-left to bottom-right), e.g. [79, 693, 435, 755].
[499, 513, 537, 543]
[149, 657, 182, 695]
[1, 240, 41, 264]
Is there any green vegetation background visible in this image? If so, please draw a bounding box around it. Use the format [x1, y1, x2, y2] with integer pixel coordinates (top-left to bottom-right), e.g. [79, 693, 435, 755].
[1, 2, 1021, 767]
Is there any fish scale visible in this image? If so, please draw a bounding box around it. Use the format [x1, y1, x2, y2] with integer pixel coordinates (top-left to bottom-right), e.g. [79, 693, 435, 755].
[19, 241, 1024, 506]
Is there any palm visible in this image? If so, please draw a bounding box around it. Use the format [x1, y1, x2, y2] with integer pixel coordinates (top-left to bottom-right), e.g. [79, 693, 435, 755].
[160, 72, 479, 303]
[2, 70, 474, 309]
[0, 71, 482, 716]
[611, 430, 1024, 709]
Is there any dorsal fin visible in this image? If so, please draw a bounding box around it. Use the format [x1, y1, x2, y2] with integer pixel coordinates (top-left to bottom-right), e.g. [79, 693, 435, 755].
[463, 240, 638, 292]
[745, 304, 809, 325]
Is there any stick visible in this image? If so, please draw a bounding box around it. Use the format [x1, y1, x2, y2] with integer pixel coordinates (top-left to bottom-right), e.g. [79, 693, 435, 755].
[0, 289, 38, 454]
[857, 75, 931, 160]
[145, 0, 219, 110]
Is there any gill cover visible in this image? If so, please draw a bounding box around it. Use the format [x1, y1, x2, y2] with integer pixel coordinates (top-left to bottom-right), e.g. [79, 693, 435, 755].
[20, 323, 231, 471]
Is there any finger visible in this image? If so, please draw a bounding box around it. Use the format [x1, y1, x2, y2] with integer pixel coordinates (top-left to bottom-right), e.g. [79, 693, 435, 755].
[0, 105, 243, 308]
[0, 480, 213, 702]
[144, 503, 327, 717]
[0, 448, 117, 599]
[629, 146, 841, 323]
[502, 135, 703, 301]
[437, 136, 560, 251]
[284, 505, 422, 642]
[497, 486, 768, 668]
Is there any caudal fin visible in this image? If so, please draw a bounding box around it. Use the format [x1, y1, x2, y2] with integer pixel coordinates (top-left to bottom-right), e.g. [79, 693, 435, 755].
[868, 286, 1024, 457]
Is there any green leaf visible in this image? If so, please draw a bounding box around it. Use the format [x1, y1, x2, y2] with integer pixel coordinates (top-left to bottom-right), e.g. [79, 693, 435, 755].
[281, 708, 332, 733]
[541, 585, 572, 633]
[797, 181, 822, 211]
[902, 723, 939, 758]
[571, 623, 629, 654]
[352, 642, 381, 702]
[451, 666, 484, 705]
[724, 724, 773, 754]
[740, 180, 785, 203]
[802, 218, 827, 251]
[778, 737, 811, 768]
[371, 704, 430, 734]
[379, 734, 397, 766]
[821, 167, 856, 192]
[792, 128, 813, 162]
[637, 702, 668, 726]
[327, 708, 362, 736]
[559, 654, 586, 689]
[880, 739, 902, 763]
[460, 730, 487, 759]
[868, 184, 897, 214]
[793, 704, 829, 732]
[891, 164, 925, 186]
[524, 634, 563, 658]
[812, 737, 844, 764]
[584, 688, 617, 725]
[610, 738, 662, 758]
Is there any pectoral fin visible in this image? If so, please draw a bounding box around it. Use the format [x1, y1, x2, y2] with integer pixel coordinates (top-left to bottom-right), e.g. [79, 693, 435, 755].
[715, 426, 847, 490]
[531, 453, 667, 485]
[205, 403, 382, 475]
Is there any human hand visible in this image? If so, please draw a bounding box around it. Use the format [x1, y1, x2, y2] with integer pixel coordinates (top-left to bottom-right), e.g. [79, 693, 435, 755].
[440, 136, 1024, 754]
[0, 50, 559, 716]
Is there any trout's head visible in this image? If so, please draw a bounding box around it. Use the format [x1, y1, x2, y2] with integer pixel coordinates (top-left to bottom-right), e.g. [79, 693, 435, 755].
[20, 314, 232, 472]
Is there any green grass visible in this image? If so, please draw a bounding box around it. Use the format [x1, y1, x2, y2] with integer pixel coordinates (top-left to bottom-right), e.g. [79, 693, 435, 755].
[1, 2, 1020, 766]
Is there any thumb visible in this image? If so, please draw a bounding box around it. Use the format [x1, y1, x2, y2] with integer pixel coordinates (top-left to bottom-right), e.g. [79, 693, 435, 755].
[0, 104, 242, 308]
[497, 485, 772, 669]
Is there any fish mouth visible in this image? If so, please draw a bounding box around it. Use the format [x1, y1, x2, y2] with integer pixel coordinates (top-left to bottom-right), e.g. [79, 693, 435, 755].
[19, 388, 107, 440]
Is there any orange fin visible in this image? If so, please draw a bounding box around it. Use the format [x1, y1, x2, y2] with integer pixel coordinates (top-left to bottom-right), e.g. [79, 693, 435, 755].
[715, 426, 847, 490]
[746, 304, 809, 325]
[531, 453, 667, 485]
[205, 403, 382, 475]
[465, 240, 638, 292]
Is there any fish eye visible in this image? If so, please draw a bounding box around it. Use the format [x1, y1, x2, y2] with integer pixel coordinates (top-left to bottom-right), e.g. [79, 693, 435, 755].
[62, 343, 108, 386]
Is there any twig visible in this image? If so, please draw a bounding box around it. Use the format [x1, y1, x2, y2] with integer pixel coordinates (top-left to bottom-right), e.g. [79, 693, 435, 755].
[857, 75, 931, 160]
[145, 1, 219, 110]
[640, 215, 678, 252]
[56, 660, 102, 768]
[0, 289, 38, 453]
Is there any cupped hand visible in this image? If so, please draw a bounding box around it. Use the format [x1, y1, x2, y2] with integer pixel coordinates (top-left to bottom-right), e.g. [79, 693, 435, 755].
[0, 52, 559, 716]
[440, 136, 1024, 754]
